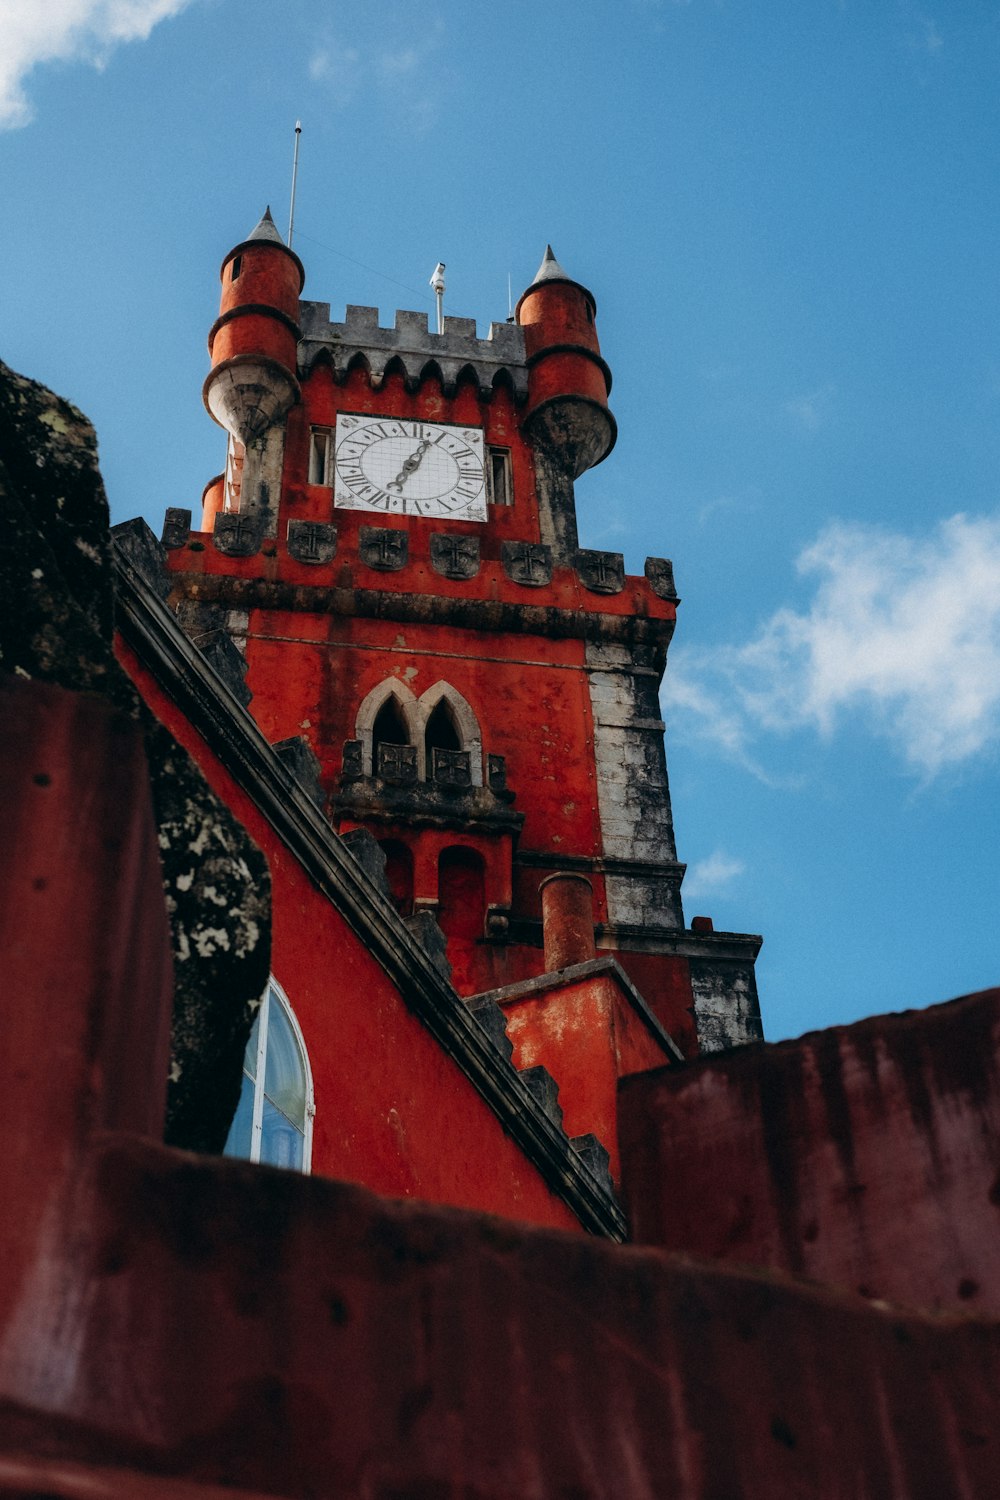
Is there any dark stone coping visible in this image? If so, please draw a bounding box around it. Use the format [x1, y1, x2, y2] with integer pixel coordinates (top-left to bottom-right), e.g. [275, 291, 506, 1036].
[470, 955, 685, 1066]
[332, 779, 524, 837]
[114, 538, 625, 1241]
[167, 573, 676, 654]
[514, 849, 687, 883]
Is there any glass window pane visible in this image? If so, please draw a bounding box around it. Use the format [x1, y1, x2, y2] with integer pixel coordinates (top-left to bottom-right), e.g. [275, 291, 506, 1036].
[243, 1010, 260, 1080]
[259, 1096, 304, 1171]
[263, 994, 307, 1127]
[223, 1070, 255, 1160]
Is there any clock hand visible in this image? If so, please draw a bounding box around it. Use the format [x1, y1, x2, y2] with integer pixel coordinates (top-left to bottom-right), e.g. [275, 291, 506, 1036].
[387, 438, 431, 492]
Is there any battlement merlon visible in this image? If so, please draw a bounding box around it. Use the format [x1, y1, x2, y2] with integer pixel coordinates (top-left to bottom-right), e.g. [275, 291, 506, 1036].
[298, 302, 529, 399]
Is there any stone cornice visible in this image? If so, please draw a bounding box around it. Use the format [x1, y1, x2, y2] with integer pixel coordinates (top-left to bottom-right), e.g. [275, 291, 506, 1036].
[168, 572, 676, 652]
[113, 533, 626, 1240]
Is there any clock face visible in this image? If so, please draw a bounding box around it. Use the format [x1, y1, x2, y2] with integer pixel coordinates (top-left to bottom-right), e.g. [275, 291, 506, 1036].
[333, 414, 487, 521]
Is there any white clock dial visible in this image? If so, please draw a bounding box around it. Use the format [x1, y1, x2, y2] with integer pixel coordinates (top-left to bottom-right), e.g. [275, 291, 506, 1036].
[333, 415, 487, 522]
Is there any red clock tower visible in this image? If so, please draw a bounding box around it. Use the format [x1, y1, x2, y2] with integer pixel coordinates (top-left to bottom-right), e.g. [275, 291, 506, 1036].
[164, 208, 762, 1073]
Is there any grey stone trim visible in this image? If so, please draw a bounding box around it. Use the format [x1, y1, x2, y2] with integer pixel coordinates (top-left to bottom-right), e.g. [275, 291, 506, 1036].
[169, 572, 676, 653]
[162, 508, 192, 550]
[430, 533, 479, 580]
[586, 641, 680, 906]
[213, 513, 264, 557]
[570, 1134, 614, 1198]
[298, 301, 529, 400]
[645, 556, 678, 601]
[690, 956, 765, 1053]
[519, 1066, 563, 1129]
[332, 778, 524, 838]
[287, 520, 337, 565]
[596, 927, 763, 963]
[502, 541, 553, 587]
[576, 549, 625, 595]
[471, 954, 684, 1065]
[272, 735, 324, 808]
[360, 527, 408, 571]
[113, 544, 625, 1240]
[514, 849, 686, 882]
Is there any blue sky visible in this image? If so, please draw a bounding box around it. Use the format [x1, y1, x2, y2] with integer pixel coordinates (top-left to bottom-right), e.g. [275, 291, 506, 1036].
[2, 0, 999, 1042]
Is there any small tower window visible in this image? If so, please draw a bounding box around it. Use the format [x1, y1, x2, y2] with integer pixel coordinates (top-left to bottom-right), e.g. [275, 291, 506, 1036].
[309, 427, 332, 486]
[231, 255, 242, 282]
[488, 447, 512, 507]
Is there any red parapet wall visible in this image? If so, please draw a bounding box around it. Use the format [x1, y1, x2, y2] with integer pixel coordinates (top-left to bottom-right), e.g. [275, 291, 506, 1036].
[619, 986, 1000, 1315]
[4, 1135, 1000, 1499]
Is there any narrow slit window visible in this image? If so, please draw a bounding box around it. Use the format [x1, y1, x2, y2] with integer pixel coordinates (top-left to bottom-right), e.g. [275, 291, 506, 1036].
[231, 255, 242, 281]
[309, 427, 332, 486]
[489, 447, 512, 507]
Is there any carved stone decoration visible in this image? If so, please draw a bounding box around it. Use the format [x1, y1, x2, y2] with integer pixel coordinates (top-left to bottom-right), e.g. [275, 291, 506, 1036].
[576, 549, 625, 595]
[645, 555, 679, 601]
[502, 541, 552, 588]
[342, 739, 363, 781]
[287, 519, 337, 565]
[161, 507, 192, 549]
[432, 746, 472, 788]
[360, 526, 408, 571]
[376, 742, 417, 784]
[212, 513, 263, 557]
[430, 533, 480, 581]
[487, 753, 507, 792]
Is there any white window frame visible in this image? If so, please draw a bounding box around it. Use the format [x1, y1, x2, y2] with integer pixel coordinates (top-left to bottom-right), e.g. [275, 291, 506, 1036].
[244, 976, 315, 1173]
[308, 427, 333, 487]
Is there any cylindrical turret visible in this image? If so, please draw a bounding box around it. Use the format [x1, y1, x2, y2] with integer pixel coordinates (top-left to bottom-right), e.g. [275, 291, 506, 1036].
[540, 872, 597, 972]
[203, 207, 303, 451]
[516, 247, 616, 479]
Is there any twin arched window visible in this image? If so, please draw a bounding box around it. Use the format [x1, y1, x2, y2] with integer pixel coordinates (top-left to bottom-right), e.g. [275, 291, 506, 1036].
[358, 680, 482, 787]
[224, 978, 314, 1172]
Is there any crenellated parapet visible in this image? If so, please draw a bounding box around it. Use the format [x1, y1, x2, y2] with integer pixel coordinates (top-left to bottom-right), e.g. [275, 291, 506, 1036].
[298, 302, 529, 399]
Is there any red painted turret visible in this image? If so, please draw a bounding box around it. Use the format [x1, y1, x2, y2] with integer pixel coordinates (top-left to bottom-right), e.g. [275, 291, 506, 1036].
[516, 246, 616, 478]
[202, 209, 304, 527]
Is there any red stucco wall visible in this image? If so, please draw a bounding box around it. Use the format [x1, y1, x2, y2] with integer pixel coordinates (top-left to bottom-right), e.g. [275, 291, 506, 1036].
[116, 637, 582, 1234]
[620, 986, 1000, 1315]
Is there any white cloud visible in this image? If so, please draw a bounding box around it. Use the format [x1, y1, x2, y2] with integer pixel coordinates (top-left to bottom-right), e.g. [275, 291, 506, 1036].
[0, 0, 194, 128]
[683, 851, 747, 902]
[663, 513, 1000, 779]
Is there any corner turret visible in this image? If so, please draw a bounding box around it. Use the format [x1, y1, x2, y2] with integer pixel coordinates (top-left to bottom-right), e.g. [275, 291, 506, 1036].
[515, 247, 616, 480]
[202, 208, 305, 532]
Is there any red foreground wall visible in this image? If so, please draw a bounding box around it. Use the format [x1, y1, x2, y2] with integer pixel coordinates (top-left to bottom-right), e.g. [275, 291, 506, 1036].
[620, 988, 1000, 1315]
[6, 673, 1000, 1497]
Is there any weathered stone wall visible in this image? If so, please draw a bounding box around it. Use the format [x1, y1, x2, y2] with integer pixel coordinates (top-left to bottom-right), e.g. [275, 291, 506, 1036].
[621, 985, 1000, 1316]
[0, 359, 270, 1151]
[586, 639, 684, 928]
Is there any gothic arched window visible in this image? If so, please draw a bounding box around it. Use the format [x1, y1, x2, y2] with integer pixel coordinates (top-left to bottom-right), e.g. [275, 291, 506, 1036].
[372, 696, 415, 781]
[224, 978, 314, 1172]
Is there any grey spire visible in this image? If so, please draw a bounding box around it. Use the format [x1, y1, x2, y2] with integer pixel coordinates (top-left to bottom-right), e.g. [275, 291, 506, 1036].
[246, 206, 285, 246]
[530, 244, 571, 287]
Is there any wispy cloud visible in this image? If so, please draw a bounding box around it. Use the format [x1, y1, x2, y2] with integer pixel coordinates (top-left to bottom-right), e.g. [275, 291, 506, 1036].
[0, 0, 194, 129]
[785, 383, 836, 433]
[684, 851, 747, 902]
[663, 513, 1000, 779]
[309, 25, 446, 134]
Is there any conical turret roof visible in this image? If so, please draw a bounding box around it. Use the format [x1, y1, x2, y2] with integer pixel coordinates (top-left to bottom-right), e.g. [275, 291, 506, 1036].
[529, 244, 571, 287]
[246, 206, 285, 246]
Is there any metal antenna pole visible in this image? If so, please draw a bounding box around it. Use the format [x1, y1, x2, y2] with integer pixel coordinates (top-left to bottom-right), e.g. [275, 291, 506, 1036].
[430, 262, 446, 334]
[287, 120, 302, 247]
[507, 273, 513, 321]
